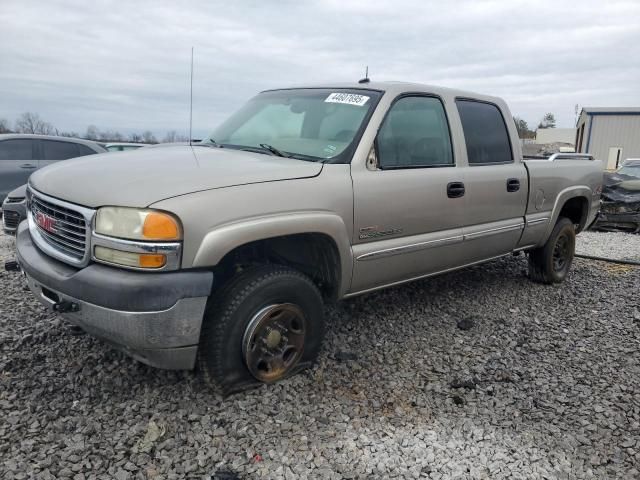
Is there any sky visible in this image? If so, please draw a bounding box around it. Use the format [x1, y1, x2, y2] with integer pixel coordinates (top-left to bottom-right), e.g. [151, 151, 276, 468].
[1, 0, 639, 139]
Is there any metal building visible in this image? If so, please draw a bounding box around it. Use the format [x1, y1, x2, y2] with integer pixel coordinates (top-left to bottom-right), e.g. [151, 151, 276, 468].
[575, 107, 640, 169]
[535, 128, 576, 146]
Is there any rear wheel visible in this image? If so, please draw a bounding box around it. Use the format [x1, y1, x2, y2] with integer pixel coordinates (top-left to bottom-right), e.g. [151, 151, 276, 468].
[528, 217, 576, 284]
[198, 265, 325, 395]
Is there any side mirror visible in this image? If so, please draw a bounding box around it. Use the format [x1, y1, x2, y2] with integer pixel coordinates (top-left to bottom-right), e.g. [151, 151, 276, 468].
[366, 144, 379, 171]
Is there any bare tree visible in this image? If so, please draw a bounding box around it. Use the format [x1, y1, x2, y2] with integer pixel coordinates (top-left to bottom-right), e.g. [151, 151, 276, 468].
[142, 130, 157, 144]
[15, 112, 55, 135]
[85, 125, 100, 140]
[59, 131, 80, 138]
[112, 131, 124, 142]
[161, 131, 190, 143]
[0, 118, 11, 133]
[129, 133, 142, 142]
[538, 113, 556, 129]
[163, 130, 177, 143]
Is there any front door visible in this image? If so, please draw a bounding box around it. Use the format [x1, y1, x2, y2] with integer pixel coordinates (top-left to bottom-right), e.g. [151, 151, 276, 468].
[0, 138, 37, 202]
[350, 95, 468, 293]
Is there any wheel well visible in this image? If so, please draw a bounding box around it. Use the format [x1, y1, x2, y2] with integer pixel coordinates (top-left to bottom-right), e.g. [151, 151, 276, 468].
[559, 196, 589, 232]
[212, 233, 342, 301]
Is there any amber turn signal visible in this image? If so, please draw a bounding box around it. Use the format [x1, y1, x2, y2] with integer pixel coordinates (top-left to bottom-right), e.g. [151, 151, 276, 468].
[142, 212, 181, 240]
[138, 253, 167, 268]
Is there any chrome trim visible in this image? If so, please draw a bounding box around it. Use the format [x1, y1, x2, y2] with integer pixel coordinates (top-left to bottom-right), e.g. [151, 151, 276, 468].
[463, 223, 524, 240]
[514, 244, 536, 252]
[548, 153, 594, 162]
[356, 234, 463, 261]
[91, 232, 182, 271]
[27, 186, 95, 267]
[526, 217, 550, 226]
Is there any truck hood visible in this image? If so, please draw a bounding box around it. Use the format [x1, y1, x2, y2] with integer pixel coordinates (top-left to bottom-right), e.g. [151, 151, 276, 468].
[29, 145, 323, 208]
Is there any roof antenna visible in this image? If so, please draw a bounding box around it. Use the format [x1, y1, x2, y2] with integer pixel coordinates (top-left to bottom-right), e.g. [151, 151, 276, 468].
[189, 47, 194, 146]
[358, 65, 370, 84]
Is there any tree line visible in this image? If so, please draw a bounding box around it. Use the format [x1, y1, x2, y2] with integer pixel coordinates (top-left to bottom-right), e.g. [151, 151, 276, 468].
[0, 112, 189, 144]
[1, 110, 558, 143]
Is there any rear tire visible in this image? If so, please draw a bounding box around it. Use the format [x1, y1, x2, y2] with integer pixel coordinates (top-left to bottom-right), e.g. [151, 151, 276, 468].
[528, 217, 576, 284]
[198, 265, 325, 395]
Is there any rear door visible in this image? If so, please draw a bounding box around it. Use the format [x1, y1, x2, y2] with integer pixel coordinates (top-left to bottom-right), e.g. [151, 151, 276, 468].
[0, 138, 37, 202]
[454, 99, 528, 262]
[38, 139, 84, 169]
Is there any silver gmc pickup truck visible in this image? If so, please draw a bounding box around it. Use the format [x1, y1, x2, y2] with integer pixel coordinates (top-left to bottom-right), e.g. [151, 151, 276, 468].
[15, 82, 604, 394]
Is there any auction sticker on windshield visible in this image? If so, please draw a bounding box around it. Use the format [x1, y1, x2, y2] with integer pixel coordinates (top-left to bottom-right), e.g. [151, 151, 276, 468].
[325, 92, 370, 106]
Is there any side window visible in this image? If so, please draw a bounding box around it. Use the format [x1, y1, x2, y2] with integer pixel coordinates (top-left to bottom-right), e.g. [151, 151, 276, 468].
[77, 144, 98, 156]
[42, 140, 80, 160]
[456, 100, 512, 165]
[0, 139, 34, 160]
[376, 96, 453, 168]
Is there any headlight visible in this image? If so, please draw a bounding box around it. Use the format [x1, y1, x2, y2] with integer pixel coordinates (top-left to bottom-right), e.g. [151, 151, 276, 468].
[95, 207, 181, 241]
[92, 207, 182, 270]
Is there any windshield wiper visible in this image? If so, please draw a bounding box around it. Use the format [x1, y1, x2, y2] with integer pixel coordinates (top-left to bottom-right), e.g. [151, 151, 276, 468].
[259, 143, 290, 158]
[197, 138, 223, 148]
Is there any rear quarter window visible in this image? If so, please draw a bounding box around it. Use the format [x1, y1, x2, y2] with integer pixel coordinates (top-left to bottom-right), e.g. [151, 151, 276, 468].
[42, 140, 80, 160]
[456, 100, 512, 165]
[77, 144, 98, 156]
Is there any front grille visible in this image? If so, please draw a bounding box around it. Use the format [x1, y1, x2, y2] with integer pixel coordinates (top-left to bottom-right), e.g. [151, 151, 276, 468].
[29, 192, 88, 261]
[3, 210, 21, 230]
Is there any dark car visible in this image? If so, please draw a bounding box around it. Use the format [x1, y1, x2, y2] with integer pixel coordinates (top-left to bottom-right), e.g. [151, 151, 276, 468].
[594, 159, 640, 233]
[2, 184, 26, 234]
[0, 134, 106, 205]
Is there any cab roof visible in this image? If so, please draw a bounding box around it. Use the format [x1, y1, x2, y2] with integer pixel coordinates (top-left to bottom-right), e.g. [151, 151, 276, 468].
[262, 81, 503, 104]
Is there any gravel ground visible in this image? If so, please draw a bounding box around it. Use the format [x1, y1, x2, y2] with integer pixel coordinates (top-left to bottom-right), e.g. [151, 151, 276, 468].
[1, 230, 640, 479]
[576, 230, 640, 262]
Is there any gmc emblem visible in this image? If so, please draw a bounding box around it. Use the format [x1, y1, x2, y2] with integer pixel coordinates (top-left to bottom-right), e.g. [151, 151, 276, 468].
[35, 211, 56, 233]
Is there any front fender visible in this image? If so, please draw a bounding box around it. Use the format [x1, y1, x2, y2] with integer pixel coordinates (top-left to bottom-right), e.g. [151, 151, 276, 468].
[192, 211, 353, 297]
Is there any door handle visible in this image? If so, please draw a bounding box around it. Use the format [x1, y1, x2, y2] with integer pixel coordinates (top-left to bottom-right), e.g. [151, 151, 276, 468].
[506, 178, 520, 192]
[20, 163, 37, 169]
[447, 181, 465, 198]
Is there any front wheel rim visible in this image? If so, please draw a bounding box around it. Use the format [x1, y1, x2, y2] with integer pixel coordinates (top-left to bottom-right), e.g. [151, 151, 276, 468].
[552, 233, 570, 272]
[242, 303, 307, 383]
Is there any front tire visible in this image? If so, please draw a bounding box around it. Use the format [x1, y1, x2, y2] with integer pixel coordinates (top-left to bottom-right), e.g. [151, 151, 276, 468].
[528, 217, 576, 284]
[198, 265, 325, 395]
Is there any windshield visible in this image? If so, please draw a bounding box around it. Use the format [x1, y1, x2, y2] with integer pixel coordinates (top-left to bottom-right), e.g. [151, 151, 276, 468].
[205, 88, 382, 162]
[618, 165, 640, 178]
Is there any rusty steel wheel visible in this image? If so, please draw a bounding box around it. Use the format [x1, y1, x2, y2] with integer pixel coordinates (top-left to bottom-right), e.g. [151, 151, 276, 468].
[198, 265, 324, 395]
[242, 303, 307, 383]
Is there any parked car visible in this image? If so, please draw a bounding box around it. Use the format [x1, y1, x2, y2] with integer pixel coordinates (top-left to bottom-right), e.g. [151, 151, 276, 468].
[14, 82, 604, 394]
[0, 134, 105, 205]
[102, 142, 146, 152]
[2, 184, 26, 234]
[594, 158, 640, 232]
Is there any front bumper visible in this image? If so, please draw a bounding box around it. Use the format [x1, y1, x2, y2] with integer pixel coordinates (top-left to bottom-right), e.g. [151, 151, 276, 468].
[16, 222, 214, 369]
